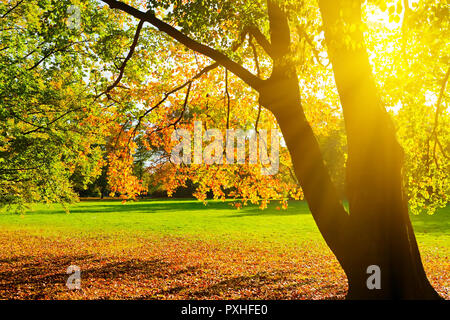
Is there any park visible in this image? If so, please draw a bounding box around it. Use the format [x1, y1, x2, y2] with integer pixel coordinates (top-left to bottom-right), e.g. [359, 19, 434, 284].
[0, 199, 448, 299]
[0, 0, 449, 300]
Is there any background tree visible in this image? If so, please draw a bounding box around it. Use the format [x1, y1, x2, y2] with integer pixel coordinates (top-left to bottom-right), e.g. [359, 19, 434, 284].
[0, 0, 112, 210]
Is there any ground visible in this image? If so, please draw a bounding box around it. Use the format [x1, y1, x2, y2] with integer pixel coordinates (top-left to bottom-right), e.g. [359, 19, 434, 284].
[0, 200, 448, 299]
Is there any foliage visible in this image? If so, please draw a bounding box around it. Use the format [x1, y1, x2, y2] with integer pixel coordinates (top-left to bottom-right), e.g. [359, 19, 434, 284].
[364, 0, 449, 214]
[0, 0, 109, 210]
[0, 0, 448, 214]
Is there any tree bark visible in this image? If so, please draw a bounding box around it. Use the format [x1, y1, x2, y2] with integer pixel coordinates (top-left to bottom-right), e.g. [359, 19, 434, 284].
[259, 65, 350, 266]
[257, 1, 350, 264]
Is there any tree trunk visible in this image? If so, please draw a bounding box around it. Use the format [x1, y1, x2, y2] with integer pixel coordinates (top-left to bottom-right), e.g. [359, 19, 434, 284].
[260, 0, 350, 267]
[259, 0, 441, 299]
[259, 65, 349, 266]
[316, 0, 440, 299]
[261, 61, 440, 300]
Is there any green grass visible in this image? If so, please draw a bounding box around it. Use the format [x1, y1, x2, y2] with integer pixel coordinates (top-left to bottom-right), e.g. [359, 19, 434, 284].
[0, 199, 448, 299]
[0, 199, 448, 249]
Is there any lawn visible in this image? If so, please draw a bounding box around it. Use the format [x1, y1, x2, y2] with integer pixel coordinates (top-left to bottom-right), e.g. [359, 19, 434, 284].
[0, 200, 448, 299]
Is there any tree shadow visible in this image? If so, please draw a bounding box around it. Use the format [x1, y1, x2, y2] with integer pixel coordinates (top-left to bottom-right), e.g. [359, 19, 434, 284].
[188, 270, 300, 298]
[20, 200, 312, 217]
[410, 209, 450, 235]
[220, 209, 309, 218]
[0, 254, 179, 299]
[0, 254, 97, 299]
[0, 253, 346, 300]
[135, 269, 345, 300]
[26, 201, 232, 216]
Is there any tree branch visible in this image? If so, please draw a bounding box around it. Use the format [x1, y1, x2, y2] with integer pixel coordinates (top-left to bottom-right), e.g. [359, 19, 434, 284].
[297, 25, 330, 68]
[130, 62, 220, 139]
[105, 19, 145, 95]
[426, 65, 450, 169]
[267, 0, 291, 59]
[225, 69, 231, 129]
[244, 25, 274, 58]
[1, 0, 24, 18]
[27, 40, 89, 71]
[249, 38, 263, 133]
[101, 0, 264, 91]
[432, 65, 450, 133]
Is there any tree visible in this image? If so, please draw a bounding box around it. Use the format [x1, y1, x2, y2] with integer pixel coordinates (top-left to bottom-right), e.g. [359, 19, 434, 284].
[0, 0, 148, 207]
[1, 0, 447, 299]
[0, 0, 111, 210]
[98, 0, 444, 299]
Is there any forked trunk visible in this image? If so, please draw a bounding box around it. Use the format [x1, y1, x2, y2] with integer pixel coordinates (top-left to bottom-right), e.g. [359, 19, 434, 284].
[260, 68, 440, 298]
[260, 0, 440, 299]
[317, 0, 440, 299]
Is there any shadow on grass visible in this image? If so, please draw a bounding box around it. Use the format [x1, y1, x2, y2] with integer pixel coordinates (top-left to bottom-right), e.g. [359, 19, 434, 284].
[27, 201, 227, 216]
[188, 270, 303, 298]
[0, 254, 174, 299]
[136, 270, 344, 300]
[6, 200, 449, 235]
[410, 212, 450, 235]
[0, 254, 344, 300]
[27, 200, 311, 217]
[220, 209, 309, 218]
[0, 254, 96, 299]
